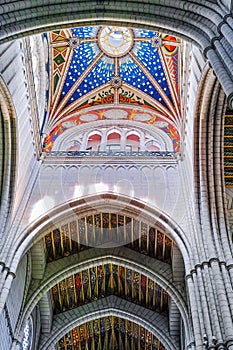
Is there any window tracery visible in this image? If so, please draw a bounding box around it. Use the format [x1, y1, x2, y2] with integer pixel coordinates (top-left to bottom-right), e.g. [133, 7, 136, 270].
[58, 125, 167, 153]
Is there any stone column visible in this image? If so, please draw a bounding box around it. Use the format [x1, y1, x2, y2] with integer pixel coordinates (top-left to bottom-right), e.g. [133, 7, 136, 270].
[99, 130, 107, 151]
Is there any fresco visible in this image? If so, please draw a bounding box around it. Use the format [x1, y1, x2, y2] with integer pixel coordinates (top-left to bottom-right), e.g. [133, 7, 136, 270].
[43, 25, 183, 152]
[43, 107, 180, 152]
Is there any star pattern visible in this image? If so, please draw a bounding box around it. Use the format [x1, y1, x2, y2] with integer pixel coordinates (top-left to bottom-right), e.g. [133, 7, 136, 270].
[72, 26, 99, 38]
[119, 55, 164, 102]
[61, 42, 100, 101]
[66, 56, 115, 105]
[56, 26, 178, 109]
[47, 25, 182, 151]
[134, 28, 158, 38]
[133, 42, 171, 100]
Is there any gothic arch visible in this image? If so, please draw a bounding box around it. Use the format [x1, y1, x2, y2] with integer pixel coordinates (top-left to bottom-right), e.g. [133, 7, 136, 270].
[0, 194, 192, 331]
[20, 248, 187, 328]
[187, 65, 233, 348]
[0, 1, 233, 107]
[0, 77, 17, 239]
[9, 194, 192, 271]
[52, 119, 174, 152]
[193, 65, 232, 263]
[38, 296, 181, 350]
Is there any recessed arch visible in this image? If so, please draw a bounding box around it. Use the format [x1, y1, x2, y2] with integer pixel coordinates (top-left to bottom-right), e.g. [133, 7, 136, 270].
[56, 313, 167, 350]
[0, 1, 233, 108]
[8, 194, 192, 276]
[0, 4, 232, 348]
[106, 128, 121, 138]
[38, 296, 181, 350]
[126, 129, 141, 138]
[52, 119, 174, 152]
[0, 77, 17, 239]
[0, 1, 221, 47]
[19, 249, 189, 347]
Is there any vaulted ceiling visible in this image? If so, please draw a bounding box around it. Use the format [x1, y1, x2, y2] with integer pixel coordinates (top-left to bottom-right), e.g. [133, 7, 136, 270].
[43, 25, 185, 153]
[58, 316, 166, 350]
[36, 212, 179, 349]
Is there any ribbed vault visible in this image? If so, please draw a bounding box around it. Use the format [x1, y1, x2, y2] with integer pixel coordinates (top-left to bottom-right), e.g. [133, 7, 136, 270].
[39, 296, 180, 350]
[24, 247, 186, 316]
[15, 206, 190, 349]
[9, 194, 191, 270]
[49, 263, 170, 316]
[43, 212, 173, 264]
[0, 1, 233, 107]
[57, 314, 166, 350]
[1, 2, 233, 350]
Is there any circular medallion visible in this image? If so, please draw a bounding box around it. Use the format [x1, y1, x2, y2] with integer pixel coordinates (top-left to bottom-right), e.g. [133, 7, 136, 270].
[98, 26, 133, 57]
[153, 121, 168, 128]
[104, 109, 128, 119]
[63, 121, 77, 128]
[133, 113, 152, 122]
[110, 76, 122, 89]
[80, 114, 98, 122]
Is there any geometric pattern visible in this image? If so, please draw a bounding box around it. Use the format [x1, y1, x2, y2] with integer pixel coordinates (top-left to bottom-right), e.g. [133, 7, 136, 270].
[43, 26, 183, 152]
[43, 213, 173, 264]
[43, 107, 180, 152]
[58, 316, 166, 349]
[224, 112, 233, 187]
[50, 263, 170, 315]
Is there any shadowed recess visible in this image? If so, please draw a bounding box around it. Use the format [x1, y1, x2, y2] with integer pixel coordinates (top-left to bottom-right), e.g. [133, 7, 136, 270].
[57, 315, 166, 349]
[50, 263, 170, 315]
[43, 213, 173, 264]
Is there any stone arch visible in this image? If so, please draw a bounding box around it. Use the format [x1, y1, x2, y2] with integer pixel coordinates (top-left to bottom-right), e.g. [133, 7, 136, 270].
[28, 34, 48, 130]
[7, 194, 192, 274]
[0, 1, 233, 107]
[65, 139, 81, 152]
[38, 296, 181, 350]
[145, 139, 161, 151]
[125, 131, 141, 151]
[106, 127, 122, 138]
[181, 64, 233, 348]
[125, 129, 141, 138]
[86, 131, 102, 151]
[50, 119, 174, 153]
[0, 195, 192, 347]
[18, 249, 189, 348]
[193, 65, 231, 262]
[0, 77, 17, 240]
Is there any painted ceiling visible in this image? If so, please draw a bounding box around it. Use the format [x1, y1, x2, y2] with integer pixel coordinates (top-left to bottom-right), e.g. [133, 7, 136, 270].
[43, 26, 183, 152]
[43, 213, 173, 264]
[50, 263, 169, 316]
[58, 316, 166, 350]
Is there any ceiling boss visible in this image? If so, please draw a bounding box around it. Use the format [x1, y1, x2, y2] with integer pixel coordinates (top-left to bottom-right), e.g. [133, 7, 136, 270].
[98, 26, 134, 57]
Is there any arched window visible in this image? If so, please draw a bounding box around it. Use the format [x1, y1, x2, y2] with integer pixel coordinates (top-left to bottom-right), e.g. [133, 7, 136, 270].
[145, 140, 161, 151]
[126, 133, 140, 151]
[66, 140, 81, 151]
[107, 131, 121, 151]
[87, 133, 102, 150]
